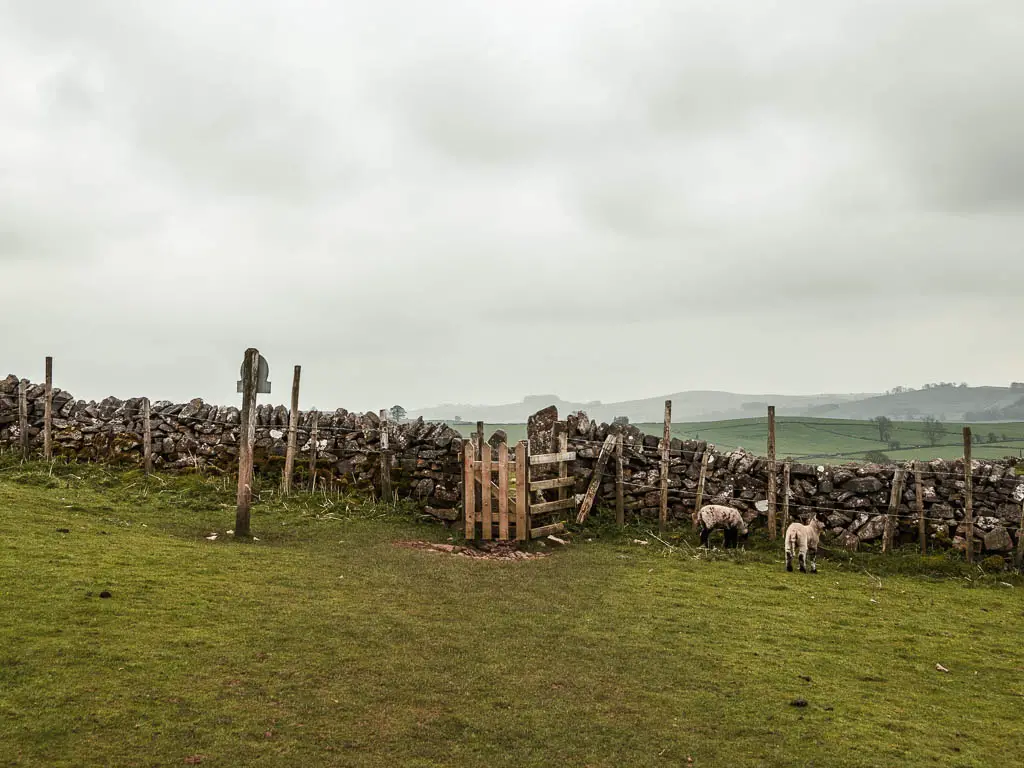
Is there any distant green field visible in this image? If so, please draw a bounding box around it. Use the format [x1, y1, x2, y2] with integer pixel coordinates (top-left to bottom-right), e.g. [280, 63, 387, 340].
[451, 418, 1024, 463]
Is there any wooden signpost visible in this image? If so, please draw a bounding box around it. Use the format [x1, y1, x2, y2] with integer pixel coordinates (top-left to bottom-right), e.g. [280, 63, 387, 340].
[235, 348, 270, 539]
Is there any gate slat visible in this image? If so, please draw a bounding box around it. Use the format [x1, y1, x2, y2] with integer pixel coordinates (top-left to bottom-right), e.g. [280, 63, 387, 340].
[498, 442, 509, 540]
[481, 442, 492, 540]
[464, 438, 475, 539]
[516, 441, 528, 541]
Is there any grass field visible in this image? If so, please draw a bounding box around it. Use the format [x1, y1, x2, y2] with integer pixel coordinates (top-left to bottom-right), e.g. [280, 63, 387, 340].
[453, 418, 1024, 463]
[2, 459, 1024, 767]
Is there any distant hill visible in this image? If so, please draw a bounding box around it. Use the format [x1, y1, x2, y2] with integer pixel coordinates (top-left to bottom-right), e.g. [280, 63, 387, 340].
[410, 390, 877, 424]
[412, 385, 1024, 424]
[803, 386, 1023, 422]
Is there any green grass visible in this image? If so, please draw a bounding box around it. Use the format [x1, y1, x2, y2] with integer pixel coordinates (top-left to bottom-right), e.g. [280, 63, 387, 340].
[2, 459, 1024, 767]
[454, 418, 1024, 463]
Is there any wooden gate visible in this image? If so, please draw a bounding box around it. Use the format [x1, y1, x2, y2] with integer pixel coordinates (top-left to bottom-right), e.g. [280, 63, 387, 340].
[463, 437, 576, 541]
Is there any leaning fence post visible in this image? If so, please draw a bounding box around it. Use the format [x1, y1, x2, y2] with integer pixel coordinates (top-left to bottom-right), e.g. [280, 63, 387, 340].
[692, 449, 709, 530]
[883, 467, 905, 554]
[44, 357, 53, 461]
[282, 365, 301, 494]
[18, 378, 29, 461]
[915, 461, 926, 555]
[379, 408, 392, 503]
[767, 405, 777, 540]
[615, 433, 624, 526]
[143, 398, 153, 475]
[659, 399, 671, 533]
[963, 427, 974, 564]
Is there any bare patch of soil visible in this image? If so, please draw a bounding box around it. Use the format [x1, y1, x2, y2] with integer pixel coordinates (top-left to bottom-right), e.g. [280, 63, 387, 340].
[393, 540, 549, 561]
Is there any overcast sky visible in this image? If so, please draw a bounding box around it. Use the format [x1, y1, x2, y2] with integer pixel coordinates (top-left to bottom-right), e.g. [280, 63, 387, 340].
[2, 0, 1022, 411]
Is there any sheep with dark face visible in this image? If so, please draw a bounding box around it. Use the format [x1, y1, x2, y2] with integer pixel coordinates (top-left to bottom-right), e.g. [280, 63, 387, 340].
[697, 504, 748, 549]
[785, 518, 826, 573]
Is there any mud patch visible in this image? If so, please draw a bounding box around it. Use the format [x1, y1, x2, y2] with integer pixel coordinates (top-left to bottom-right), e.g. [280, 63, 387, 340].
[393, 540, 549, 561]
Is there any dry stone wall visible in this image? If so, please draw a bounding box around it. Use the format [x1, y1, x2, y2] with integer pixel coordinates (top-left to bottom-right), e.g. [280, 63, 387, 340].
[3, 376, 1022, 555]
[0, 375, 465, 521]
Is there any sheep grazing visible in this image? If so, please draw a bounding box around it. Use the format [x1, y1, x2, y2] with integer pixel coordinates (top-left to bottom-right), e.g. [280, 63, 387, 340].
[697, 504, 749, 549]
[785, 518, 826, 573]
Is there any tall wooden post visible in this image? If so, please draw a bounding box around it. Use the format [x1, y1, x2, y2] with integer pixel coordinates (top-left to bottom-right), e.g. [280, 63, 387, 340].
[963, 427, 973, 564]
[692, 450, 709, 530]
[883, 467, 905, 554]
[18, 379, 29, 461]
[282, 365, 301, 494]
[615, 433, 624, 527]
[915, 461, 926, 555]
[43, 357, 53, 461]
[142, 398, 153, 475]
[235, 348, 260, 538]
[308, 411, 319, 491]
[767, 406, 777, 540]
[659, 400, 671, 533]
[379, 408, 392, 503]
[781, 461, 791, 533]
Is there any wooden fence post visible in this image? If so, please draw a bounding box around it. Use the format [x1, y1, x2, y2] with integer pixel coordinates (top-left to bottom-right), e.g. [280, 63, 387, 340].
[18, 379, 29, 461]
[498, 442, 509, 540]
[481, 437, 492, 540]
[576, 433, 617, 523]
[235, 348, 260, 538]
[963, 427, 973, 564]
[143, 398, 153, 475]
[44, 357, 53, 461]
[379, 409, 392, 503]
[660, 400, 671, 533]
[282, 365, 301, 494]
[515, 441, 528, 541]
[883, 467, 905, 554]
[692, 449, 709, 530]
[475, 420, 484, 513]
[915, 461, 926, 555]
[464, 438, 476, 540]
[767, 406, 777, 540]
[308, 411, 319, 491]
[615, 433, 624, 527]
[781, 461, 791, 533]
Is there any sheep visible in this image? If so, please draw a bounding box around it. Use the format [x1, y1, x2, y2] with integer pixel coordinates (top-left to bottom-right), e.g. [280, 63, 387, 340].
[697, 504, 749, 549]
[785, 518, 826, 573]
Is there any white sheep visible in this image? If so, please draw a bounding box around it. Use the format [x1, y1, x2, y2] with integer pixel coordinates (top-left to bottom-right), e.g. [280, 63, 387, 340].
[785, 518, 826, 573]
[697, 504, 748, 549]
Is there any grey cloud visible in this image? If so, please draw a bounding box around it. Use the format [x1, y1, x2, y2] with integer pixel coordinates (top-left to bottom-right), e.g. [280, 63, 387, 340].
[1, 0, 1022, 408]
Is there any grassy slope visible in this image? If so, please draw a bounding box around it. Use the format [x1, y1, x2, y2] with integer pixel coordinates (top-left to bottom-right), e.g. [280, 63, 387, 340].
[453, 419, 1024, 462]
[1, 461, 1023, 767]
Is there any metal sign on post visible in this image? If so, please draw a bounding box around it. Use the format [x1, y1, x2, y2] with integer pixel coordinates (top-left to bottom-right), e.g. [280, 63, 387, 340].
[237, 354, 271, 394]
